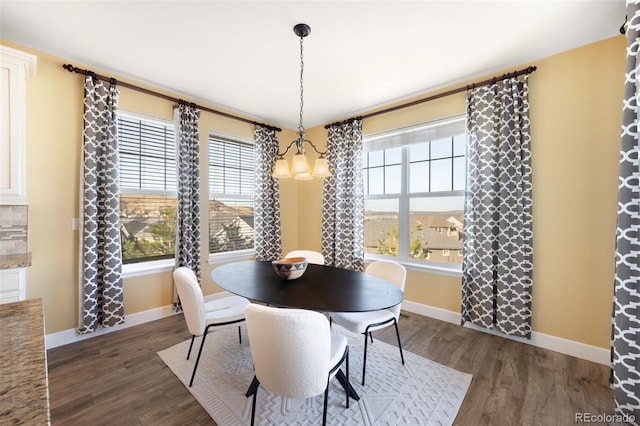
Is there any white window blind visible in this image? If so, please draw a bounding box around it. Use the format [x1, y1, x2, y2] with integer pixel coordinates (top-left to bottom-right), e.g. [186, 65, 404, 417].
[364, 115, 465, 153]
[118, 114, 176, 194]
[208, 134, 255, 255]
[209, 136, 254, 198]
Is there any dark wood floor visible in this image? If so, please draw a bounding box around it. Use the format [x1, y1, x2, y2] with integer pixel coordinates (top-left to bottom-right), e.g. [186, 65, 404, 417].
[46, 311, 614, 425]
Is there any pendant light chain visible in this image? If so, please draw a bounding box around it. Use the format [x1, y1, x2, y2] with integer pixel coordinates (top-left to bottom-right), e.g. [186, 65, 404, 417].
[298, 35, 305, 135]
[271, 23, 331, 180]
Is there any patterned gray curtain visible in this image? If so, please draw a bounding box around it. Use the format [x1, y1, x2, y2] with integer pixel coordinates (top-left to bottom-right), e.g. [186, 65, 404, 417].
[78, 75, 124, 334]
[321, 119, 364, 271]
[461, 75, 533, 339]
[254, 125, 282, 261]
[174, 102, 201, 304]
[612, 2, 640, 422]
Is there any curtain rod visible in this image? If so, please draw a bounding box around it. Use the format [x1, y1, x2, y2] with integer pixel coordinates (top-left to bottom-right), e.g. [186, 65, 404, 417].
[325, 65, 537, 129]
[62, 63, 282, 132]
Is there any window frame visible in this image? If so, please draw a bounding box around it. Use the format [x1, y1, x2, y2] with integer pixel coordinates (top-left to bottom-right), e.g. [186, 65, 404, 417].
[363, 115, 466, 277]
[118, 110, 178, 278]
[207, 131, 256, 265]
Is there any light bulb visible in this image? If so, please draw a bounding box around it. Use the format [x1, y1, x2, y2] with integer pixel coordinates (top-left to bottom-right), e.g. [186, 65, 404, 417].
[294, 171, 313, 180]
[292, 152, 311, 174]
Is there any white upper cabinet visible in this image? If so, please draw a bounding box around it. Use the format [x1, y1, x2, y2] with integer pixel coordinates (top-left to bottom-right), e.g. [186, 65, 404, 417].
[1, 45, 37, 205]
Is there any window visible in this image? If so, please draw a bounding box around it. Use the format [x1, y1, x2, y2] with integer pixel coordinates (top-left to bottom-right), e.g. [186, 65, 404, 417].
[363, 115, 465, 272]
[118, 112, 177, 264]
[208, 134, 254, 255]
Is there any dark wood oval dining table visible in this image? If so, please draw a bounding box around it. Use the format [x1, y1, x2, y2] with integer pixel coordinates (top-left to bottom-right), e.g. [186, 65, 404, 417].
[210, 260, 404, 313]
[211, 260, 405, 401]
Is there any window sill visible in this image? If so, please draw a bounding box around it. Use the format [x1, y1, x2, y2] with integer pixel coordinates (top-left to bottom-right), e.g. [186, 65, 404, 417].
[403, 261, 462, 278]
[121, 251, 257, 278]
[122, 259, 174, 278]
[364, 255, 462, 278]
[121, 253, 461, 279]
[207, 249, 255, 266]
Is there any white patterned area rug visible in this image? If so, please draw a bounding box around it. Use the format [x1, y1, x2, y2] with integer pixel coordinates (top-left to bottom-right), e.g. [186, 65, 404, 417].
[158, 324, 472, 425]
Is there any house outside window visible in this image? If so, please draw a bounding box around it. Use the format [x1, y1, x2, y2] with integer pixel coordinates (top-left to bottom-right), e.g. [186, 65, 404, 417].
[118, 112, 177, 264]
[208, 133, 255, 256]
[363, 115, 465, 273]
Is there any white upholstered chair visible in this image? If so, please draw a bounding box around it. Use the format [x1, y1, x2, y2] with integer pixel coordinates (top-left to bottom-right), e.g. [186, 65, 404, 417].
[329, 260, 406, 386]
[285, 250, 325, 265]
[173, 267, 250, 387]
[244, 303, 349, 426]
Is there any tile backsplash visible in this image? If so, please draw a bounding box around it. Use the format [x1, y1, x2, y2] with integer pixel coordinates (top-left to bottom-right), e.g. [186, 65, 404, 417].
[0, 205, 28, 255]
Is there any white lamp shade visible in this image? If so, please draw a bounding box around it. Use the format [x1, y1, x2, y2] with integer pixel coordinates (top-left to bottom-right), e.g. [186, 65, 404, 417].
[272, 158, 292, 178]
[294, 171, 313, 180]
[311, 157, 331, 177]
[292, 152, 311, 174]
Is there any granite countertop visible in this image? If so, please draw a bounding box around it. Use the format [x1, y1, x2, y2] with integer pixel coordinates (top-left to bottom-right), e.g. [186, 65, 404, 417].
[0, 252, 32, 270]
[0, 298, 50, 425]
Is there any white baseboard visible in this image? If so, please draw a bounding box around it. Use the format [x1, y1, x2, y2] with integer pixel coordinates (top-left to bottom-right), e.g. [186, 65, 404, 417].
[46, 295, 610, 366]
[402, 300, 611, 366]
[403, 300, 462, 324]
[45, 305, 176, 349]
[45, 291, 233, 350]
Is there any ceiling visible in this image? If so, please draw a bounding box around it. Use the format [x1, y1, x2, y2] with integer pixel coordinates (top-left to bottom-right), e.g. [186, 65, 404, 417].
[0, 1, 626, 130]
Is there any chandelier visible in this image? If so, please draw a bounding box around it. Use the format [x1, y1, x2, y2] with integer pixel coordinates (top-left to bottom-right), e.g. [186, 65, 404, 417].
[272, 23, 331, 180]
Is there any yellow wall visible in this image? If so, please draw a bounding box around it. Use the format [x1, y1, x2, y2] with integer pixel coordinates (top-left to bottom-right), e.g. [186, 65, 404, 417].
[529, 36, 624, 347]
[3, 34, 625, 350]
[1, 39, 265, 333]
[295, 35, 626, 348]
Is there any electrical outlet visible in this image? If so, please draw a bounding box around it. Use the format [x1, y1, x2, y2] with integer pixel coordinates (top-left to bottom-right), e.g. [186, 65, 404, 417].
[71, 218, 79, 230]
